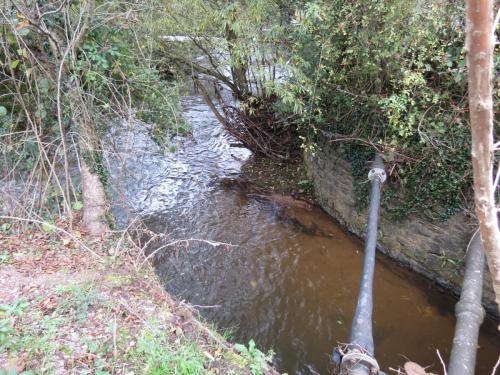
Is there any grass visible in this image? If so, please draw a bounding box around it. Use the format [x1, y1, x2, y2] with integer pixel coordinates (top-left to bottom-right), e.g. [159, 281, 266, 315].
[0, 223, 278, 375]
[130, 323, 207, 375]
[0, 285, 254, 375]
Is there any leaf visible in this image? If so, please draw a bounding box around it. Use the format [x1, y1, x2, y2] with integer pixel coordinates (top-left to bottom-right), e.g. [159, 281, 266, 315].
[18, 28, 30, 37]
[10, 60, 20, 69]
[39, 78, 49, 94]
[35, 108, 46, 119]
[0, 106, 7, 117]
[404, 362, 437, 375]
[0, 222, 11, 232]
[248, 339, 256, 351]
[72, 201, 83, 210]
[15, 20, 29, 30]
[233, 343, 247, 354]
[17, 48, 28, 58]
[15, 22, 30, 37]
[41, 221, 56, 233]
[203, 351, 215, 361]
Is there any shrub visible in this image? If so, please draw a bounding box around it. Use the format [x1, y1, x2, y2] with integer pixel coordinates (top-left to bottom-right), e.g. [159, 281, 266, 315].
[275, 0, 499, 219]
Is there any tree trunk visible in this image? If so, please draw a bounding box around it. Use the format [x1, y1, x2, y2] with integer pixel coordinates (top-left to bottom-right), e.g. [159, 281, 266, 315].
[465, 0, 500, 310]
[81, 157, 108, 237]
[68, 85, 109, 237]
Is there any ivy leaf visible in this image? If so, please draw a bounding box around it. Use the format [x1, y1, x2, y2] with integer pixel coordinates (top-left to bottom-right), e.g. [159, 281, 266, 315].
[10, 60, 20, 69]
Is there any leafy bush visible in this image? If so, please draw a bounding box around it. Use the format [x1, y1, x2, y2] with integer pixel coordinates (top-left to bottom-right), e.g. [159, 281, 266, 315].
[275, 0, 499, 219]
[0, 1, 185, 219]
[76, 17, 187, 144]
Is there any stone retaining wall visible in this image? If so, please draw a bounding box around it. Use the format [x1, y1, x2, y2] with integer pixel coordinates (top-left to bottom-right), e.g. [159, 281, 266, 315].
[305, 141, 497, 316]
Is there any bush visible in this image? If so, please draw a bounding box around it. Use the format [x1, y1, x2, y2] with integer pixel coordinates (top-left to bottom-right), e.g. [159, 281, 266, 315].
[275, 0, 499, 219]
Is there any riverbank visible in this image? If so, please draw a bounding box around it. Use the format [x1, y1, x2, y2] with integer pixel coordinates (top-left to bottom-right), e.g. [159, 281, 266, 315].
[0, 218, 278, 375]
[240, 155, 314, 202]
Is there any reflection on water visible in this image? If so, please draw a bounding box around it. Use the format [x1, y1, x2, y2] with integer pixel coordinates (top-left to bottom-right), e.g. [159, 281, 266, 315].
[107, 96, 499, 374]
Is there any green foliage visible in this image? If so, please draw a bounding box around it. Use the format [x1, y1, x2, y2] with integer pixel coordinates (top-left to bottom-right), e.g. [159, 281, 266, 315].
[297, 179, 314, 194]
[0, 299, 29, 349]
[40, 220, 56, 233]
[233, 340, 274, 375]
[71, 201, 84, 211]
[0, 251, 10, 264]
[155, 0, 295, 99]
[131, 321, 206, 375]
[0, 222, 12, 233]
[0, 0, 186, 218]
[276, 0, 498, 219]
[76, 25, 186, 142]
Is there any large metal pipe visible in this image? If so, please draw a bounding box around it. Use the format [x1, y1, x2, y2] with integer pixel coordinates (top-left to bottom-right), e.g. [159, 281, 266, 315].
[349, 155, 385, 354]
[335, 155, 386, 375]
[448, 232, 485, 375]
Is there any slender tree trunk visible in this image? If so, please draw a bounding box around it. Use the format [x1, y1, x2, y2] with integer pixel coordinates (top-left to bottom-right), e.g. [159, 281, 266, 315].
[465, 0, 500, 310]
[68, 0, 108, 237]
[81, 157, 108, 237]
[68, 85, 109, 237]
[225, 25, 250, 100]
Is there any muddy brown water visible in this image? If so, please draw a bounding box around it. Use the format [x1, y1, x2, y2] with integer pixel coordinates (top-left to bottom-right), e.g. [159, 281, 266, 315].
[107, 96, 499, 374]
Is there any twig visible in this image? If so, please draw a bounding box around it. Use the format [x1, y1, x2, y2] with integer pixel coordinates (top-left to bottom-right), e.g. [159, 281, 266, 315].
[137, 239, 237, 270]
[112, 216, 140, 257]
[436, 349, 448, 375]
[190, 304, 222, 309]
[113, 314, 118, 360]
[492, 355, 500, 375]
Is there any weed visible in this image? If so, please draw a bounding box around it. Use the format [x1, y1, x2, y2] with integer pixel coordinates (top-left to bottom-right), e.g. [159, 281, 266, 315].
[0, 318, 16, 348]
[128, 320, 208, 375]
[297, 179, 314, 194]
[234, 340, 274, 375]
[0, 298, 29, 317]
[0, 222, 11, 233]
[55, 282, 103, 322]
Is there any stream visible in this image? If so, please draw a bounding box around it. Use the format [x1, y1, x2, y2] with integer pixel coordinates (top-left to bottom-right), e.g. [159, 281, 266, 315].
[107, 95, 500, 374]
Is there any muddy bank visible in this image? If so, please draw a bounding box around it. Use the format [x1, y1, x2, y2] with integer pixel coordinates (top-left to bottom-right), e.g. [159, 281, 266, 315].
[219, 176, 338, 239]
[240, 155, 315, 201]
